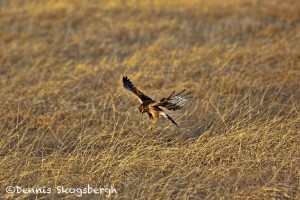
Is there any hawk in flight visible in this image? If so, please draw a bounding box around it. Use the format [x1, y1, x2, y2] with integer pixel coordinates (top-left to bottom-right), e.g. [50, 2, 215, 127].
[122, 76, 192, 129]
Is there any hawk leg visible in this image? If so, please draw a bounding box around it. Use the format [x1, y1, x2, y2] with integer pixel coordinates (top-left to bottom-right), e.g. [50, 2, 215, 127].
[148, 117, 158, 130]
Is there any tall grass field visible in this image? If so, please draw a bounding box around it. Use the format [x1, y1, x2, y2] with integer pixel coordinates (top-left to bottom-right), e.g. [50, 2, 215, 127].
[0, 0, 300, 199]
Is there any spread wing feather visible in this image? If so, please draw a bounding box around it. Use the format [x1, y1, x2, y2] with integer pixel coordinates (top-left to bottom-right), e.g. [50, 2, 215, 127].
[122, 76, 153, 103]
[151, 89, 192, 111]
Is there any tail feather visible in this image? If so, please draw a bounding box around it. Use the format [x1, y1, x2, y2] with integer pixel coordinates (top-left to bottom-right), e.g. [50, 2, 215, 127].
[161, 112, 179, 127]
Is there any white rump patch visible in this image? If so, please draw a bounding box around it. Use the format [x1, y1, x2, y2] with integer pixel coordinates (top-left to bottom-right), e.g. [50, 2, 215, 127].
[160, 112, 169, 119]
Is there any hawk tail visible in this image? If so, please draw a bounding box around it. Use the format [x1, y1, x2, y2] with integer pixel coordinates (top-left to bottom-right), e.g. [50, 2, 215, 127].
[161, 112, 179, 127]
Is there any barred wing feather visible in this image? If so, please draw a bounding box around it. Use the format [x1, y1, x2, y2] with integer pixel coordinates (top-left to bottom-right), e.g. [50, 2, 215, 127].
[152, 90, 192, 111]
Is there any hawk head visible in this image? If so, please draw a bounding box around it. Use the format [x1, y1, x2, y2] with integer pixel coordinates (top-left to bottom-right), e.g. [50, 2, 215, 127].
[138, 104, 146, 114]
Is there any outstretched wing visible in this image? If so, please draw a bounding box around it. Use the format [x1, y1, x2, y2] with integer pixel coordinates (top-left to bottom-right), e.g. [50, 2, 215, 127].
[122, 76, 153, 103]
[151, 90, 192, 111]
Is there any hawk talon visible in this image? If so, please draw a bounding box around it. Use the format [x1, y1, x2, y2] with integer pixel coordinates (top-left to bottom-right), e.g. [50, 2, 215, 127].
[140, 118, 149, 126]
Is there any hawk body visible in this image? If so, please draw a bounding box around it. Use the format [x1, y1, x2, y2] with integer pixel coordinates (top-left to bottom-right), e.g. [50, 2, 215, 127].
[122, 76, 192, 129]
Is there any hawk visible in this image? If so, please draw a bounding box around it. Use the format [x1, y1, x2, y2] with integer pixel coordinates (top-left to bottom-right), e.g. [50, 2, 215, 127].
[122, 76, 192, 129]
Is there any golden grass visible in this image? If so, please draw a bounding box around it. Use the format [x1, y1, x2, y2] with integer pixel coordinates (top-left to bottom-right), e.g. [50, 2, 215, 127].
[0, 0, 300, 199]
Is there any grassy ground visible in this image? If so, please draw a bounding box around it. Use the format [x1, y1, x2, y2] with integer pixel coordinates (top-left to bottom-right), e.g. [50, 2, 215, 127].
[0, 0, 300, 199]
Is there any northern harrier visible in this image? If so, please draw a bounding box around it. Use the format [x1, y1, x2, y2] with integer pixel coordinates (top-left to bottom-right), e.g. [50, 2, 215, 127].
[122, 76, 192, 129]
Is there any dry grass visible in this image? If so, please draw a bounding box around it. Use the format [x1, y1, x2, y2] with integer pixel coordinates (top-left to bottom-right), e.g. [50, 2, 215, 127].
[1, 0, 300, 199]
